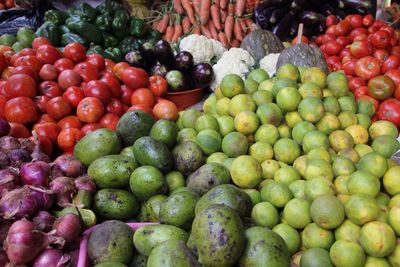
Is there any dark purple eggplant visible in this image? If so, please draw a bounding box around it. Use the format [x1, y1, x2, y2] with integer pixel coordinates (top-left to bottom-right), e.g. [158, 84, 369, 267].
[328, 0, 346, 9]
[154, 40, 174, 66]
[342, 0, 373, 10]
[299, 11, 320, 25]
[289, 22, 299, 37]
[320, 4, 336, 16]
[254, 6, 277, 29]
[166, 70, 185, 92]
[192, 63, 213, 89]
[335, 8, 346, 20]
[315, 14, 327, 34]
[273, 11, 295, 41]
[150, 63, 169, 77]
[261, 0, 289, 7]
[270, 9, 286, 25]
[140, 42, 156, 64]
[125, 51, 145, 69]
[290, 0, 307, 11]
[174, 51, 194, 72]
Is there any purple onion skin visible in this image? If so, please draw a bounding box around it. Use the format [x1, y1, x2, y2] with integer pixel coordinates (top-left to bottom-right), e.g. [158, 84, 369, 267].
[0, 150, 9, 168]
[66, 249, 79, 267]
[0, 186, 39, 219]
[0, 168, 19, 198]
[33, 211, 55, 232]
[20, 161, 50, 187]
[74, 176, 96, 193]
[53, 213, 82, 243]
[0, 119, 10, 137]
[30, 187, 54, 210]
[49, 177, 76, 207]
[7, 149, 31, 168]
[0, 219, 12, 244]
[53, 155, 85, 178]
[0, 250, 9, 266]
[33, 249, 70, 267]
[0, 136, 20, 151]
[19, 138, 35, 153]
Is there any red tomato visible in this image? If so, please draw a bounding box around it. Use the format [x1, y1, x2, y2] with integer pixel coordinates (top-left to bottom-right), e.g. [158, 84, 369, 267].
[355, 56, 381, 80]
[353, 33, 368, 41]
[120, 85, 133, 105]
[326, 15, 338, 27]
[367, 75, 395, 100]
[36, 136, 52, 156]
[128, 104, 154, 116]
[382, 55, 400, 73]
[32, 37, 51, 50]
[336, 36, 351, 47]
[57, 69, 82, 90]
[350, 40, 373, 58]
[321, 33, 336, 44]
[339, 47, 351, 59]
[39, 64, 57, 81]
[342, 59, 357, 76]
[4, 97, 38, 124]
[373, 49, 389, 63]
[325, 41, 343, 56]
[86, 54, 105, 71]
[34, 95, 50, 113]
[73, 62, 99, 82]
[327, 56, 341, 67]
[0, 95, 6, 118]
[101, 72, 121, 98]
[32, 122, 60, 144]
[99, 113, 119, 130]
[63, 43, 86, 63]
[5, 74, 36, 98]
[53, 58, 74, 73]
[370, 30, 391, 49]
[349, 28, 369, 41]
[391, 46, 400, 57]
[57, 115, 83, 130]
[354, 85, 369, 98]
[152, 100, 178, 121]
[62, 86, 85, 108]
[380, 25, 395, 37]
[394, 84, 400, 100]
[131, 88, 155, 107]
[315, 36, 324, 45]
[122, 67, 149, 90]
[348, 77, 366, 92]
[363, 14, 374, 27]
[9, 122, 30, 138]
[76, 97, 104, 123]
[149, 75, 168, 97]
[37, 114, 56, 124]
[57, 128, 83, 152]
[385, 69, 400, 85]
[39, 81, 62, 98]
[83, 80, 112, 104]
[368, 20, 385, 33]
[0, 53, 6, 73]
[113, 62, 129, 80]
[104, 59, 115, 73]
[331, 62, 343, 71]
[335, 20, 351, 36]
[291, 36, 309, 45]
[81, 123, 102, 136]
[13, 55, 42, 73]
[106, 98, 124, 116]
[17, 48, 35, 57]
[36, 44, 62, 64]
[349, 14, 363, 28]
[377, 98, 400, 127]
[326, 25, 336, 35]
[46, 96, 72, 120]
[10, 66, 38, 83]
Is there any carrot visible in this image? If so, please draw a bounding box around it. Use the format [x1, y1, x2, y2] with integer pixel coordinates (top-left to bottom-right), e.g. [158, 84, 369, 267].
[235, 0, 246, 17]
[165, 25, 175, 42]
[239, 19, 247, 33]
[193, 24, 201, 34]
[200, 24, 212, 38]
[225, 14, 234, 42]
[210, 4, 221, 30]
[152, 20, 159, 30]
[193, 0, 201, 15]
[227, 2, 234, 15]
[220, 9, 227, 23]
[233, 19, 243, 41]
[220, 0, 228, 10]
[158, 14, 169, 33]
[182, 0, 196, 24]
[208, 21, 218, 39]
[182, 16, 192, 33]
[200, 0, 211, 25]
[173, 0, 184, 14]
[231, 39, 240, 47]
[218, 32, 229, 48]
[172, 15, 183, 42]
[244, 18, 257, 32]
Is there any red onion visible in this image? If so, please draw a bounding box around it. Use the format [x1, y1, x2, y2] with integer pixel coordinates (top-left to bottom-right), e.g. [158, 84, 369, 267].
[49, 177, 76, 207]
[7, 149, 31, 167]
[20, 161, 50, 187]
[67, 249, 79, 267]
[0, 186, 39, 219]
[53, 155, 85, 178]
[33, 249, 70, 267]
[74, 176, 96, 193]
[30, 187, 54, 210]
[53, 213, 82, 243]
[5, 220, 64, 264]
[0, 219, 12, 244]
[0, 168, 19, 198]
[0, 250, 9, 266]
[19, 138, 35, 153]
[33, 211, 55, 232]
[0, 136, 20, 151]
[0, 150, 9, 168]
[31, 137, 51, 163]
[0, 119, 10, 137]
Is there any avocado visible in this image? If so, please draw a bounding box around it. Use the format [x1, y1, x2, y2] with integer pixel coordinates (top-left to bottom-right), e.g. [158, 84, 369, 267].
[93, 189, 139, 220]
[95, 262, 127, 267]
[74, 128, 121, 166]
[88, 220, 134, 265]
[147, 240, 200, 267]
[128, 254, 147, 267]
[137, 194, 167, 222]
[192, 204, 245, 267]
[187, 232, 198, 257]
[186, 162, 231, 195]
[172, 141, 205, 176]
[133, 224, 189, 256]
[160, 190, 200, 230]
[133, 136, 173, 173]
[238, 226, 291, 267]
[116, 111, 154, 146]
[149, 119, 179, 148]
[88, 155, 138, 188]
[120, 146, 136, 159]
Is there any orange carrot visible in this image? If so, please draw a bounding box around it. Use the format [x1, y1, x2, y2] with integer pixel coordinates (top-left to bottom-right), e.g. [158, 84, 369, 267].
[225, 14, 234, 42]
[200, 24, 212, 38]
[182, 16, 192, 33]
[173, 0, 184, 14]
[158, 14, 169, 33]
[193, 24, 201, 34]
[172, 15, 183, 42]
[231, 39, 240, 47]
[182, 0, 196, 24]
[220, 9, 227, 23]
[208, 21, 218, 39]
[214, 0, 220, 6]
[234, 19, 243, 41]
[200, 0, 211, 25]
[239, 19, 247, 33]
[220, 0, 228, 10]
[227, 2, 234, 15]
[235, 0, 246, 17]
[244, 18, 257, 32]
[193, 0, 201, 15]
[210, 4, 221, 30]
[165, 25, 175, 42]
[152, 20, 159, 30]
[218, 32, 229, 48]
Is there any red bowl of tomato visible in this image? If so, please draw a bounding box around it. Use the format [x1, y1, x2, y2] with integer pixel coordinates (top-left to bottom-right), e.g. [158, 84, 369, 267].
[164, 88, 205, 111]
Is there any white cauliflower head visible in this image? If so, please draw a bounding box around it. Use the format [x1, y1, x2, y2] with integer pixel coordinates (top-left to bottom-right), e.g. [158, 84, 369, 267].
[179, 34, 226, 65]
[260, 53, 280, 78]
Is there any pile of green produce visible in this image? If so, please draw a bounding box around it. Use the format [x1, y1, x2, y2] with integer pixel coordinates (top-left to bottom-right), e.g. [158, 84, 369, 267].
[0, 27, 35, 52]
[72, 64, 400, 266]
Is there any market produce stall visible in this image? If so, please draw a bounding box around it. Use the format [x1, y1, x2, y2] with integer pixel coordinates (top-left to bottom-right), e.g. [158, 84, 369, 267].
[0, 0, 399, 266]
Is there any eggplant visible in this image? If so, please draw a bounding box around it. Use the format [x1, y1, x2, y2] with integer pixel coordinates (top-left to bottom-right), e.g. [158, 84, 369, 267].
[154, 40, 174, 66]
[328, 0, 346, 9]
[342, 0, 373, 10]
[270, 9, 286, 25]
[125, 51, 145, 69]
[261, 0, 288, 7]
[150, 63, 169, 77]
[290, 0, 307, 11]
[335, 8, 346, 20]
[273, 11, 295, 41]
[315, 14, 327, 34]
[140, 42, 156, 64]
[166, 70, 185, 92]
[289, 22, 299, 37]
[192, 63, 214, 89]
[320, 4, 336, 16]
[299, 11, 320, 25]
[254, 6, 277, 29]
[174, 51, 194, 72]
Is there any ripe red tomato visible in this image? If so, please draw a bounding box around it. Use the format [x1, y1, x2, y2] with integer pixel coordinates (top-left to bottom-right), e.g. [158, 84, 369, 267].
[152, 100, 178, 121]
[4, 97, 38, 124]
[104, 59, 115, 73]
[342, 59, 357, 76]
[355, 56, 381, 80]
[326, 25, 336, 35]
[385, 69, 400, 85]
[128, 104, 154, 116]
[373, 49, 389, 63]
[32, 37, 51, 50]
[10, 66, 38, 83]
[394, 84, 400, 100]
[9, 122, 30, 138]
[57, 115, 83, 130]
[320, 33, 336, 44]
[36, 136, 52, 156]
[37, 114, 56, 124]
[326, 15, 338, 27]
[34, 95, 50, 113]
[77, 97, 104, 123]
[121, 67, 149, 90]
[83, 80, 112, 104]
[73, 62, 99, 82]
[5, 74, 36, 98]
[120, 85, 133, 105]
[327, 56, 341, 66]
[46, 96, 72, 120]
[349, 28, 369, 41]
[81, 123, 102, 136]
[363, 14, 374, 27]
[339, 48, 351, 59]
[380, 25, 395, 37]
[325, 41, 343, 56]
[149, 76, 168, 97]
[348, 77, 366, 92]
[36, 44, 62, 64]
[377, 98, 400, 127]
[354, 85, 369, 98]
[349, 14, 363, 28]
[32, 122, 60, 144]
[370, 30, 391, 49]
[99, 113, 119, 130]
[0, 53, 6, 73]
[113, 62, 129, 80]
[367, 75, 395, 100]
[353, 34, 368, 42]
[57, 128, 83, 152]
[381, 55, 400, 73]
[53, 58, 74, 73]
[368, 20, 385, 33]
[58, 69, 82, 90]
[335, 20, 351, 36]
[350, 40, 373, 58]
[131, 88, 155, 107]
[106, 98, 124, 116]
[331, 62, 343, 71]
[39, 81, 62, 98]
[336, 36, 351, 47]
[13, 55, 42, 72]
[391, 46, 400, 57]
[63, 43, 86, 63]
[0, 95, 6, 118]
[101, 72, 121, 98]
[62, 86, 85, 108]
[86, 54, 105, 70]
[39, 64, 58, 81]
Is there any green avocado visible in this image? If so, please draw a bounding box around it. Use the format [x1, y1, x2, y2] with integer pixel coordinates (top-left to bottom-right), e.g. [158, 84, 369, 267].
[172, 141, 205, 176]
[147, 240, 200, 267]
[133, 136, 172, 173]
[93, 189, 139, 220]
[116, 111, 154, 146]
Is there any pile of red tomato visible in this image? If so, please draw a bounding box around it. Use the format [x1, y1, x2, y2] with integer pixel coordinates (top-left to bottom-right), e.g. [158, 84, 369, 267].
[0, 37, 178, 154]
[315, 13, 400, 128]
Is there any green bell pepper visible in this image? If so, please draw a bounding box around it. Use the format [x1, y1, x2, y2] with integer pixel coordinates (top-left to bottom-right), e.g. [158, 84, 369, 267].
[74, 2, 97, 23]
[96, 0, 121, 16]
[114, 8, 130, 24]
[144, 28, 162, 41]
[66, 16, 104, 45]
[61, 33, 88, 48]
[65, 7, 76, 17]
[103, 33, 119, 48]
[129, 17, 147, 38]
[34, 21, 61, 46]
[112, 18, 129, 39]
[44, 10, 67, 26]
[118, 36, 139, 54]
[95, 15, 112, 32]
[59, 25, 71, 35]
[87, 45, 104, 55]
[103, 47, 123, 62]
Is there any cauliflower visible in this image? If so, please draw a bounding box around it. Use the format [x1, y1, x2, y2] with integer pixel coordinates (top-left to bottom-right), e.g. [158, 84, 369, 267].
[260, 53, 280, 78]
[179, 34, 226, 64]
[211, 48, 255, 90]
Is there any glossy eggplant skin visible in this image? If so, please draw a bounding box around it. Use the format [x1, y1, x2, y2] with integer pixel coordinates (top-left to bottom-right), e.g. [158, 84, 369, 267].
[254, 6, 277, 29]
[273, 11, 295, 40]
[270, 9, 286, 25]
[299, 11, 320, 25]
[320, 4, 336, 16]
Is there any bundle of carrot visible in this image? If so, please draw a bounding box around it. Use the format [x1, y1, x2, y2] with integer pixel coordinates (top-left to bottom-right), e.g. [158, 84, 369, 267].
[149, 0, 257, 48]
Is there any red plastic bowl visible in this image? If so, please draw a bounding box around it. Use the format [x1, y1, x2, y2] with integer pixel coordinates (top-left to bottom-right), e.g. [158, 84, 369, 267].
[164, 88, 204, 111]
